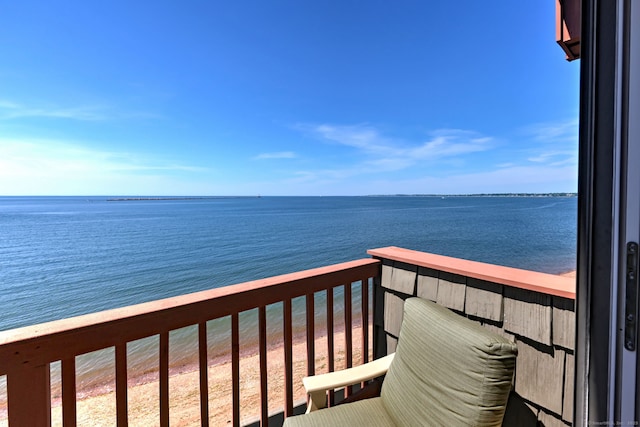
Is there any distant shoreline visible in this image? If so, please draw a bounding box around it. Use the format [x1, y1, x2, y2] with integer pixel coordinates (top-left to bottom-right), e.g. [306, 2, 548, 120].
[365, 193, 577, 198]
[1, 194, 576, 199]
[106, 196, 260, 202]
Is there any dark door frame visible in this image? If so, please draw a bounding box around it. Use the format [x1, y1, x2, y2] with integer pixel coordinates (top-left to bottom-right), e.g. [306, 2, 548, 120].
[576, 0, 638, 423]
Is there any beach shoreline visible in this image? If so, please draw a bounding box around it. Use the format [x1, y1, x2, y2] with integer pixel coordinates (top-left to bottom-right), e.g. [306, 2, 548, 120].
[0, 320, 368, 426]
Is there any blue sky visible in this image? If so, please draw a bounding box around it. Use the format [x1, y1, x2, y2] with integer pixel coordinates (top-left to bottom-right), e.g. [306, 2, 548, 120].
[0, 1, 579, 196]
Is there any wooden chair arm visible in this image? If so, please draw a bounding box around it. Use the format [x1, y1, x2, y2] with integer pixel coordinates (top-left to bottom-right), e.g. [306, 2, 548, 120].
[302, 353, 395, 413]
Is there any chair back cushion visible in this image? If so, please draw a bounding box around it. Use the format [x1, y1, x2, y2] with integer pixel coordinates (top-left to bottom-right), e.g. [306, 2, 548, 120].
[380, 298, 517, 427]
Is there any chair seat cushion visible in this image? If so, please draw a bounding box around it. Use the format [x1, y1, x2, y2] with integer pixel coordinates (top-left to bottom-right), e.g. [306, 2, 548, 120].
[282, 397, 396, 427]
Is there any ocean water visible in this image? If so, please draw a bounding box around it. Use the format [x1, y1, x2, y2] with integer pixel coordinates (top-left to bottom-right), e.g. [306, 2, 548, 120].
[0, 195, 577, 400]
[0, 195, 577, 333]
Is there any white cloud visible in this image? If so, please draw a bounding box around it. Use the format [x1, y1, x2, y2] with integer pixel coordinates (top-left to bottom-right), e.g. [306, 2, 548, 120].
[0, 99, 109, 121]
[310, 124, 390, 152]
[0, 99, 162, 122]
[304, 123, 493, 167]
[365, 157, 414, 171]
[253, 151, 297, 160]
[0, 138, 209, 195]
[275, 122, 576, 195]
[409, 135, 490, 160]
[522, 119, 578, 168]
[274, 123, 498, 189]
[528, 150, 576, 163]
[526, 119, 578, 143]
[0, 100, 21, 109]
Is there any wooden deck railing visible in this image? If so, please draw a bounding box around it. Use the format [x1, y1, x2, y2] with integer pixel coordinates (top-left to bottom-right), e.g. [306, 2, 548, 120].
[0, 258, 380, 427]
[368, 246, 576, 426]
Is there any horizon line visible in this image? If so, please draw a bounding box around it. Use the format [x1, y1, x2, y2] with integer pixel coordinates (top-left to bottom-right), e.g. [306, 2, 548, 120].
[1, 192, 578, 198]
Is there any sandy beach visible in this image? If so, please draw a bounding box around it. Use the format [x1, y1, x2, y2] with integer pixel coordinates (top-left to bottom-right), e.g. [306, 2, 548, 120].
[0, 324, 368, 427]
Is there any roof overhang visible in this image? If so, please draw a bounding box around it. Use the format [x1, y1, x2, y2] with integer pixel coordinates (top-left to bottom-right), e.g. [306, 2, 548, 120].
[556, 0, 581, 60]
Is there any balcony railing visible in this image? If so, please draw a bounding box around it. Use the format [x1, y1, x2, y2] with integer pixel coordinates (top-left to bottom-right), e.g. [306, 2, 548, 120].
[368, 247, 576, 426]
[0, 258, 380, 427]
[0, 247, 576, 427]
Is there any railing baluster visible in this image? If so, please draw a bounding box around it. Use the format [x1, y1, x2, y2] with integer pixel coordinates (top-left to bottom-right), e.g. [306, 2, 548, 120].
[344, 283, 353, 397]
[61, 358, 76, 427]
[258, 307, 268, 426]
[360, 278, 370, 390]
[232, 313, 241, 427]
[115, 344, 128, 427]
[327, 287, 335, 407]
[7, 364, 51, 427]
[198, 322, 209, 427]
[306, 293, 315, 378]
[362, 278, 369, 365]
[159, 332, 169, 427]
[283, 299, 294, 417]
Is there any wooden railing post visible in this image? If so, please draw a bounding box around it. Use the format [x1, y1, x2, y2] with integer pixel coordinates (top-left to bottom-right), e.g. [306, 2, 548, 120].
[361, 278, 369, 365]
[326, 287, 335, 407]
[283, 299, 294, 417]
[115, 344, 128, 427]
[198, 322, 209, 427]
[257, 308, 268, 426]
[232, 313, 242, 427]
[372, 266, 387, 360]
[7, 364, 51, 427]
[61, 358, 77, 427]
[344, 283, 353, 397]
[159, 332, 169, 427]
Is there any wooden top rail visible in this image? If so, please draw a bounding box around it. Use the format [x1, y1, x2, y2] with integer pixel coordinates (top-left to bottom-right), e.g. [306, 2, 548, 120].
[0, 258, 380, 374]
[368, 246, 575, 299]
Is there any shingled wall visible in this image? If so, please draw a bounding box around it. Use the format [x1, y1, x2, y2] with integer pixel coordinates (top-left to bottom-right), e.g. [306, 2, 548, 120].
[371, 254, 575, 427]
